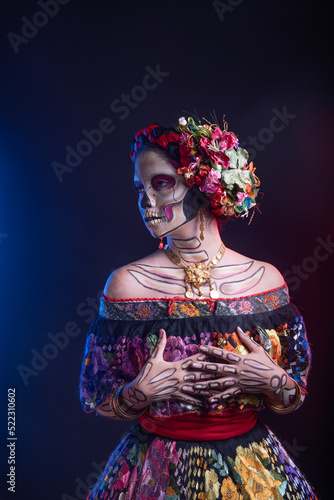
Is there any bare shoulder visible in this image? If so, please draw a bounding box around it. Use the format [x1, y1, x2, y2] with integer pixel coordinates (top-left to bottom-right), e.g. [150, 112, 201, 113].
[103, 251, 163, 299]
[224, 247, 285, 293]
[258, 260, 286, 290]
[103, 266, 133, 299]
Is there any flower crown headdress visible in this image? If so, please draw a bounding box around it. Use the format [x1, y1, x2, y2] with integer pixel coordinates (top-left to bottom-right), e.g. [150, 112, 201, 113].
[130, 116, 261, 220]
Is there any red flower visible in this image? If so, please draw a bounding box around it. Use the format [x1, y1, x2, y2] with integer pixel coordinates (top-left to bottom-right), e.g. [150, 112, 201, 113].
[198, 165, 211, 178]
[179, 154, 190, 167]
[177, 166, 190, 175]
[177, 166, 195, 186]
[179, 142, 192, 158]
[209, 185, 224, 208]
[194, 174, 203, 186]
[199, 130, 238, 168]
[185, 174, 195, 186]
[212, 130, 238, 149]
[179, 132, 192, 146]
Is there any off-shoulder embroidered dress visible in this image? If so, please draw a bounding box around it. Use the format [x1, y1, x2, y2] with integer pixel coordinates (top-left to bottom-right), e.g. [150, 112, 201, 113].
[79, 284, 317, 499]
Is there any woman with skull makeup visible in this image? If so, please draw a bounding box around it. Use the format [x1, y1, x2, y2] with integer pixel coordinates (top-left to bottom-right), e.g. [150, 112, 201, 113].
[80, 118, 317, 499]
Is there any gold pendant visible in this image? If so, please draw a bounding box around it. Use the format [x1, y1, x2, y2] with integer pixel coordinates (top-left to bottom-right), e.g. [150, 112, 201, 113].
[164, 242, 226, 300]
[184, 263, 211, 289]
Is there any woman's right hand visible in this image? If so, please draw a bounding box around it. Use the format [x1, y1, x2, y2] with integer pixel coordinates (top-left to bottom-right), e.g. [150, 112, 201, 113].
[121, 329, 214, 411]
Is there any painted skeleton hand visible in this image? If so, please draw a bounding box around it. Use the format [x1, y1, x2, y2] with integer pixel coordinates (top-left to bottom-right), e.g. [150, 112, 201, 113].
[121, 329, 217, 411]
[182, 326, 300, 409]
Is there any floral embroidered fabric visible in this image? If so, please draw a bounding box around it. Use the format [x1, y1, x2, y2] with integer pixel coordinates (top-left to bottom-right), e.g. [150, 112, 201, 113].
[80, 284, 317, 499]
[99, 285, 289, 320]
[80, 284, 311, 417]
[87, 421, 317, 499]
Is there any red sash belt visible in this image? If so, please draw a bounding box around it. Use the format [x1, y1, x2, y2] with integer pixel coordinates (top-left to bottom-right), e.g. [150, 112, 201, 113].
[139, 409, 258, 441]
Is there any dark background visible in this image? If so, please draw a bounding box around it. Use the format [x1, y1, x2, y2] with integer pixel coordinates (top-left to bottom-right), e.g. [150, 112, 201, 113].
[0, 1, 333, 499]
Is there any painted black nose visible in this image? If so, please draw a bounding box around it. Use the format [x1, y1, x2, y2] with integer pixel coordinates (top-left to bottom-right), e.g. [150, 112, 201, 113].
[140, 192, 153, 209]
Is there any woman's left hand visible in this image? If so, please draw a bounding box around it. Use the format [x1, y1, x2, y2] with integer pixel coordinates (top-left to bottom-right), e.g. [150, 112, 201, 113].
[182, 326, 297, 407]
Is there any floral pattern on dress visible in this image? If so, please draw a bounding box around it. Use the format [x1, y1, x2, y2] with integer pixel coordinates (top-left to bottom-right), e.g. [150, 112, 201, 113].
[99, 285, 290, 320]
[80, 284, 316, 499]
[80, 313, 311, 414]
[277, 316, 311, 390]
[87, 423, 317, 499]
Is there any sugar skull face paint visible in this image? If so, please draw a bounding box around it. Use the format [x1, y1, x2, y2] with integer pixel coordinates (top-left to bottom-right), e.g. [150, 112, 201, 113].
[134, 150, 198, 238]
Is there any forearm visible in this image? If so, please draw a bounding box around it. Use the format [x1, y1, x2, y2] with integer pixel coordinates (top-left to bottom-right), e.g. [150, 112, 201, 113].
[96, 383, 149, 420]
[121, 382, 151, 411]
[265, 372, 305, 414]
[96, 396, 121, 419]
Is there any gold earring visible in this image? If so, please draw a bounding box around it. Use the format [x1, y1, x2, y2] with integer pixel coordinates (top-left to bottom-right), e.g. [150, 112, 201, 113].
[199, 210, 205, 241]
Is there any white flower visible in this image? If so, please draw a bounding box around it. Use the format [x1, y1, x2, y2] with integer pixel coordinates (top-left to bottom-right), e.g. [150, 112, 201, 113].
[223, 148, 249, 169]
[178, 116, 187, 126]
[221, 168, 254, 191]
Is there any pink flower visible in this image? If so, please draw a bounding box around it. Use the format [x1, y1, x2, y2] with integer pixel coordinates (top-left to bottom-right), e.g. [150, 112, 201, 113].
[163, 336, 198, 361]
[236, 192, 247, 203]
[179, 132, 191, 145]
[122, 337, 149, 379]
[200, 183, 219, 195]
[212, 130, 238, 150]
[207, 168, 221, 183]
[113, 461, 130, 491]
[127, 462, 139, 498]
[199, 130, 238, 168]
[199, 169, 221, 194]
[178, 132, 192, 156]
[200, 137, 230, 166]
[188, 160, 199, 170]
[137, 438, 170, 497]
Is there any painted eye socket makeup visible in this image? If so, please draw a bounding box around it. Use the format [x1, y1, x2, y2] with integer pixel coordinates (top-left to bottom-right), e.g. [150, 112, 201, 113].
[134, 175, 176, 195]
[151, 175, 176, 191]
[134, 183, 144, 194]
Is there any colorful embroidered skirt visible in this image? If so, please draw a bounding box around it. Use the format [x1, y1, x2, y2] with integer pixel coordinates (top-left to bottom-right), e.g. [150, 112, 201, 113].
[87, 420, 317, 499]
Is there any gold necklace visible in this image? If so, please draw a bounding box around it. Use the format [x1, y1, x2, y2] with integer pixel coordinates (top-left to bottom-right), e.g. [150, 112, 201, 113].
[164, 243, 226, 299]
